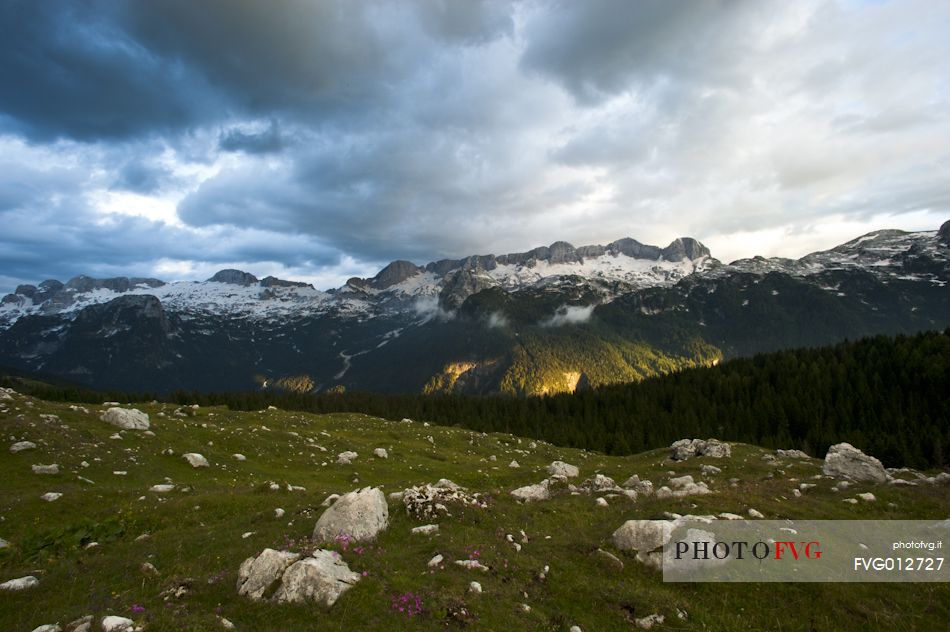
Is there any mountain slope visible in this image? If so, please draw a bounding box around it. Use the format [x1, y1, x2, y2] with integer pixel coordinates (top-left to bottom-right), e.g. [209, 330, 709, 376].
[0, 224, 947, 394]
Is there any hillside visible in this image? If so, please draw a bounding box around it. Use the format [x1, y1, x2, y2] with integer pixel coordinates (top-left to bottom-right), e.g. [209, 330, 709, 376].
[0, 388, 948, 631]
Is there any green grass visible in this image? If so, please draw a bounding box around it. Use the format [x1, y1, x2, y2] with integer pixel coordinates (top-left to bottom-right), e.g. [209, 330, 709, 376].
[0, 390, 947, 631]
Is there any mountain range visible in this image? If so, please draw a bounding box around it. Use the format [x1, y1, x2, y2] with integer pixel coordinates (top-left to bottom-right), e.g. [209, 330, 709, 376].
[1, 221, 947, 395]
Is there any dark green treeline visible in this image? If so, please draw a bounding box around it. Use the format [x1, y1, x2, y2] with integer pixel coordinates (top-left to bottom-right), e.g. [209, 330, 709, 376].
[4, 330, 948, 469]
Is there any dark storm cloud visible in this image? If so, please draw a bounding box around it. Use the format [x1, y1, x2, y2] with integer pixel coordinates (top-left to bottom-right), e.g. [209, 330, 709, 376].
[0, 0, 947, 294]
[0, 0, 220, 141]
[219, 122, 285, 155]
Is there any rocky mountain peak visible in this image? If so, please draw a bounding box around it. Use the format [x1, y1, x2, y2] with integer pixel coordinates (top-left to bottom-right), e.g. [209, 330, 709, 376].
[372, 260, 423, 289]
[208, 269, 259, 286]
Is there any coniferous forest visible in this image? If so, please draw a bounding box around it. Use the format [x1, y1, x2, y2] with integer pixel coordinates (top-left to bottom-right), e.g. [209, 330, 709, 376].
[4, 330, 948, 470]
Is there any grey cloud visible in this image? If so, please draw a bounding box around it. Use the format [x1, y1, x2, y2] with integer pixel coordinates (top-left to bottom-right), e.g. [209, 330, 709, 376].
[520, 0, 759, 105]
[219, 121, 285, 154]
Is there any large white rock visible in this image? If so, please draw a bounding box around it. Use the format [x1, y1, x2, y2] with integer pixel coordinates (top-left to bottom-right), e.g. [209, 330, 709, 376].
[373, 448, 388, 459]
[547, 461, 579, 477]
[336, 451, 358, 465]
[100, 616, 134, 631]
[237, 548, 301, 600]
[312, 487, 388, 542]
[31, 624, 62, 632]
[273, 550, 361, 606]
[100, 408, 150, 431]
[32, 464, 60, 475]
[511, 479, 555, 502]
[10, 441, 36, 453]
[0, 575, 39, 591]
[822, 443, 887, 483]
[612, 520, 674, 555]
[182, 453, 210, 468]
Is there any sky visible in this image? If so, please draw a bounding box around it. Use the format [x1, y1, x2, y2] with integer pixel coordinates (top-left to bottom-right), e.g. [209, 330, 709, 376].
[1, 0, 948, 294]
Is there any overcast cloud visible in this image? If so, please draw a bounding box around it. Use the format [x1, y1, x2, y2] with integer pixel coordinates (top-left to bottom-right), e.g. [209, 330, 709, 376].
[1, 0, 947, 293]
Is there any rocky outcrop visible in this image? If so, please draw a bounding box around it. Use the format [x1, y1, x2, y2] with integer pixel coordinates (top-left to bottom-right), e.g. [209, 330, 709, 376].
[402, 479, 486, 519]
[669, 438, 731, 461]
[313, 487, 389, 542]
[101, 407, 150, 430]
[822, 443, 887, 483]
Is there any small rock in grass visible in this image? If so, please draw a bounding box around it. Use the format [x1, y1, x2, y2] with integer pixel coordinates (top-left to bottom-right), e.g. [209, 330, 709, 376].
[428, 554, 444, 568]
[373, 448, 388, 459]
[10, 441, 36, 453]
[411, 524, 439, 536]
[32, 464, 59, 475]
[183, 453, 209, 468]
[41, 492, 63, 502]
[469, 581, 482, 593]
[100, 616, 134, 632]
[748, 508, 764, 518]
[0, 575, 39, 591]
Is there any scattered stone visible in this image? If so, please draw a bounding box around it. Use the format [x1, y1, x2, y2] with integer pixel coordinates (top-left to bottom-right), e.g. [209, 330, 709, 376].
[594, 548, 624, 570]
[0, 538, 8, 549]
[411, 524, 439, 536]
[858, 492, 877, 502]
[236, 548, 301, 600]
[777, 449, 810, 459]
[140, 562, 159, 576]
[100, 616, 134, 632]
[595, 497, 609, 507]
[546, 461, 579, 478]
[313, 487, 389, 543]
[232, 454, 246, 461]
[32, 624, 62, 632]
[149, 484, 175, 493]
[700, 464, 722, 475]
[748, 508, 764, 518]
[511, 477, 567, 502]
[336, 451, 358, 465]
[455, 559, 488, 572]
[41, 492, 63, 502]
[373, 448, 388, 459]
[273, 550, 361, 606]
[32, 464, 60, 475]
[843, 498, 859, 504]
[183, 453, 209, 468]
[635, 613, 665, 630]
[101, 407, 150, 430]
[428, 554, 444, 568]
[66, 615, 93, 632]
[509, 460, 520, 468]
[275, 508, 285, 519]
[670, 438, 731, 461]
[718, 512, 743, 520]
[580, 474, 621, 493]
[822, 443, 887, 483]
[219, 618, 236, 630]
[10, 441, 36, 453]
[0, 575, 39, 591]
[469, 581, 482, 593]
